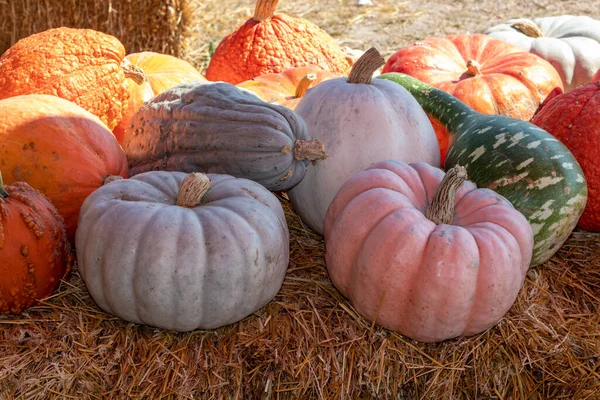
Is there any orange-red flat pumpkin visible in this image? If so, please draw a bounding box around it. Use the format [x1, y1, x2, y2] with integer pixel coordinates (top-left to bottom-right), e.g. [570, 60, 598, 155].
[205, 0, 351, 85]
[114, 51, 206, 144]
[0, 173, 73, 315]
[382, 34, 563, 164]
[0, 27, 139, 130]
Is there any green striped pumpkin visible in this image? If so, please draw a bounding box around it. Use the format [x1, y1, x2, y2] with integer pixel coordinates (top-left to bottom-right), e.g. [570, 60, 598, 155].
[377, 72, 587, 267]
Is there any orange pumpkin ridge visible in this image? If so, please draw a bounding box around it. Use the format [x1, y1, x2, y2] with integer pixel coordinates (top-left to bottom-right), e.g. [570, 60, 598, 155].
[0, 172, 72, 315]
[206, 0, 351, 84]
[0, 27, 131, 130]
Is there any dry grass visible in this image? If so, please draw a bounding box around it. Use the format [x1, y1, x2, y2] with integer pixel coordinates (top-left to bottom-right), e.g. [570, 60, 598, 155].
[1, 195, 599, 399]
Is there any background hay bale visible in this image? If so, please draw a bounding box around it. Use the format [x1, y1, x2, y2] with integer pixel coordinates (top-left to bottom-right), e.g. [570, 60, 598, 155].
[0, 0, 194, 59]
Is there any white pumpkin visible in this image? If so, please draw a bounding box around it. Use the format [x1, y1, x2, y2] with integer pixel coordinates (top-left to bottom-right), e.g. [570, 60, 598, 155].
[288, 48, 440, 235]
[485, 15, 600, 91]
[75, 171, 290, 332]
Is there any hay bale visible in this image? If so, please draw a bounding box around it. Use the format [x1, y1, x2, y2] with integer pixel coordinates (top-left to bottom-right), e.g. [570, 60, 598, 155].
[0, 0, 194, 59]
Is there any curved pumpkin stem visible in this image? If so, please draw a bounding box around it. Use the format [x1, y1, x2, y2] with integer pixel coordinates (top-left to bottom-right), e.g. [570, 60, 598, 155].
[121, 58, 146, 85]
[511, 20, 544, 38]
[425, 165, 468, 225]
[177, 173, 212, 208]
[253, 0, 280, 22]
[0, 171, 8, 198]
[465, 60, 481, 76]
[347, 47, 385, 84]
[293, 139, 328, 162]
[103, 175, 124, 185]
[295, 74, 317, 99]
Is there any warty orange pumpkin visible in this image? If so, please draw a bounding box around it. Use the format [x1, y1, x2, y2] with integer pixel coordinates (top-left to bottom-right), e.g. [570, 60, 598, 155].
[0, 172, 73, 315]
[0, 27, 142, 130]
[205, 0, 351, 84]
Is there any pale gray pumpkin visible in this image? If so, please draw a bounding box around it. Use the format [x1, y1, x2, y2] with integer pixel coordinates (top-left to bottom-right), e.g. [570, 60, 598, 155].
[485, 15, 600, 91]
[75, 171, 289, 332]
[288, 48, 440, 235]
[123, 81, 326, 192]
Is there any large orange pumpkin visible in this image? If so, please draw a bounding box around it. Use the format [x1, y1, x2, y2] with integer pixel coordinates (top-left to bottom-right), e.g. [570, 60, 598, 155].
[382, 34, 563, 164]
[0, 27, 141, 130]
[113, 51, 206, 144]
[205, 0, 351, 84]
[237, 66, 340, 110]
[0, 94, 130, 241]
[0, 172, 73, 315]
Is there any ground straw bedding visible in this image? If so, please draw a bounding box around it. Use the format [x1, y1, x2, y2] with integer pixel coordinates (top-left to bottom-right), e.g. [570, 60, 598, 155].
[1, 196, 599, 399]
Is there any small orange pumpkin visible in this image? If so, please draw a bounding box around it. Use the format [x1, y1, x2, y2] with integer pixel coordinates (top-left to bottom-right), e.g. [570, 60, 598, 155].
[113, 51, 206, 144]
[0, 172, 73, 315]
[237, 66, 339, 109]
[0, 27, 141, 130]
[205, 0, 351, 84]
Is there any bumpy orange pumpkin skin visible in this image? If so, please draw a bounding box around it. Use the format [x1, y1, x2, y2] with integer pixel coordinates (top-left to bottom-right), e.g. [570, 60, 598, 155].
[531, 81, 600, 231]
[237, 67, 340, 110]
[205, 0, 351, 85]
[0, 27, 132, 130]
[0, 179, 72, 315]
[0, 94, 130, 241]
[382, 34, 564, 164]
[113, 51, 206, 144]
[324, 160, 533, 343]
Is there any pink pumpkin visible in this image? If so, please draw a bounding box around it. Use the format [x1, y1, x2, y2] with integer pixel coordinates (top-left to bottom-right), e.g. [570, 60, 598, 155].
[324, 160, 533, 343]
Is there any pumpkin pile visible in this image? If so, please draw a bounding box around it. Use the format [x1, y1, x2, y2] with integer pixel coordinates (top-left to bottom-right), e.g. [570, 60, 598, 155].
[1, 4, 599, 345]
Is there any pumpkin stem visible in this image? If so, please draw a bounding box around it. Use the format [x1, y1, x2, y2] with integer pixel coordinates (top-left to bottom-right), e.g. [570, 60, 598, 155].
[425, 165, 468, 225]
[121, 58, 146, 85]
[0, 171, 8, 198]
[177, 173, 212, 208]
[295, 74, 317, 99]
[511, 20, 544, 38]
[103, 175, 124, 185]
[465, 60, 481, 76]
[253, 0, 279, 22]
[293, 140, 328, 161]
[347, 47, 385, 84]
